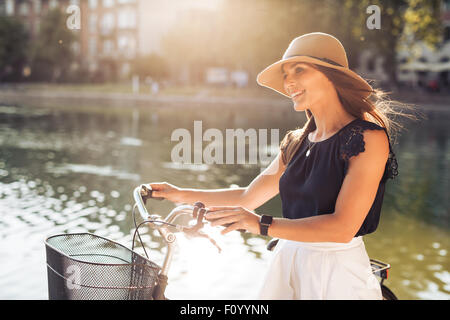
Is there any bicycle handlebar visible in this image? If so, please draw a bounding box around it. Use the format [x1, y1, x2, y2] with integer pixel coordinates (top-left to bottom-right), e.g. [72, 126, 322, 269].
[134, 184, 204, 231]
[133, 184, 165, 220]
[132, 184, 221, 276]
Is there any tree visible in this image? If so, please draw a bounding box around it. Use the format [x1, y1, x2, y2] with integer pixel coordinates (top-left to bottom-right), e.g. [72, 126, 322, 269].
[339, 0, 443, 87]
[160, 0, 444, 87]
[0, 17, 29, 82]
[30, 8, 77, 82]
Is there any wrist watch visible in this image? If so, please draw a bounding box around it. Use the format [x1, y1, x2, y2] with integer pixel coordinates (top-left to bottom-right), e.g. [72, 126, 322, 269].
[259, 215, 273, 236]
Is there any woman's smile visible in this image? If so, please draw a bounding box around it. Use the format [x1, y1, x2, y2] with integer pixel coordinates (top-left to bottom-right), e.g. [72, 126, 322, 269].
[291, 89, 305, 99]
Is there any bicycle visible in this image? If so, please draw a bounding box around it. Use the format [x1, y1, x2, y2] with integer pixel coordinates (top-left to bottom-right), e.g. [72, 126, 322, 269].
[45, 184, 218, 300]
[45, 184, 398, 300]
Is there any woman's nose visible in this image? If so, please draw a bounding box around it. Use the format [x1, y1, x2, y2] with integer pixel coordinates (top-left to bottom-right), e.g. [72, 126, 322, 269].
[284, 77, 296, 91]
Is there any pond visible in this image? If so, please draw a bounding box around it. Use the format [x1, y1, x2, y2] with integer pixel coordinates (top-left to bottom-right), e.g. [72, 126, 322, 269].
[0, 99, 448, 300]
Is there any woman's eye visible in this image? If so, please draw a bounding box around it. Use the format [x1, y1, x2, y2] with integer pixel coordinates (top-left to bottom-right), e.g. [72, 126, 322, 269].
[283, 67, 302, 79]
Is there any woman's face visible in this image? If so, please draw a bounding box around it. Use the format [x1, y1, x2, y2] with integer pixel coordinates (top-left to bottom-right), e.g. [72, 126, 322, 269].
[282, 62, 334, 112]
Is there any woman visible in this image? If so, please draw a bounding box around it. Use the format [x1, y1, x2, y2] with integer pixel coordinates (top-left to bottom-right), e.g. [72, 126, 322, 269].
[149, 32, 404, 299]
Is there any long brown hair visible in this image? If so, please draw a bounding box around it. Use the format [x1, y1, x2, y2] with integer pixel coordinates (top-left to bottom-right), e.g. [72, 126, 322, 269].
[279, 63, 418, 166]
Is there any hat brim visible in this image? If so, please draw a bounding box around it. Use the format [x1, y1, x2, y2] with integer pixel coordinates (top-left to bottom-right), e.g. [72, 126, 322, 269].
[256, 56, 373, 99]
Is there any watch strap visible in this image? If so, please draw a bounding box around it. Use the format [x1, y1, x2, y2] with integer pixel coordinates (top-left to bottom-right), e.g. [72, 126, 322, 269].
[259, 215, 273, 236]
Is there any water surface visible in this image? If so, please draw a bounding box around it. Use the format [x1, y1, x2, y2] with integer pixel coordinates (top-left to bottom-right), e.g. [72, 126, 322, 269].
[0, 101, 448, 300]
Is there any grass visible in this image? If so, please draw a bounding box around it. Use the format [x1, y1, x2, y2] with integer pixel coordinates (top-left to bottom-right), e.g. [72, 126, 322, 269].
[5, 82, 448, 106]
[9, 82, 281, 99]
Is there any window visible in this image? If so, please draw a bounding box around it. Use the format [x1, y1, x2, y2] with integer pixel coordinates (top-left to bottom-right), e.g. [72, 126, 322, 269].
[89, 0, 98, 9]
[117, 35, 136, 57]
[118, 9, 136, 28]
[5, 0, 14, 16]
[89, 14, 97, 32]
[19, 2, 29, 16]
[33, 0, 41, 14]
[102, 0, 115, 8]
[101, 12, 115, 34]
[49, 0, 58, 9]
[103, 39, 114, 54]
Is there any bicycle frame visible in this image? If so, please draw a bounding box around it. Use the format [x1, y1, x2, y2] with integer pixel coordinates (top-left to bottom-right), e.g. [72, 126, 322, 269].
[133, 185, 203, 299]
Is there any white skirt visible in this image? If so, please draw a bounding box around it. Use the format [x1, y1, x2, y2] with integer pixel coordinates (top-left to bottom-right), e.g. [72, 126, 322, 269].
[258, 236, 382, 300]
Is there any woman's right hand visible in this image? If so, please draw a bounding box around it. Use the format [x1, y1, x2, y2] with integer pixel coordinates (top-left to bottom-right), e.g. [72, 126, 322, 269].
[147, 182, 182, 203]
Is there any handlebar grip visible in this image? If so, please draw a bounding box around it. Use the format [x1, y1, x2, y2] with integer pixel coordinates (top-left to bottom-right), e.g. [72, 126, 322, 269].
[192, 202, 205, 218]
[141, 184, 164, 202]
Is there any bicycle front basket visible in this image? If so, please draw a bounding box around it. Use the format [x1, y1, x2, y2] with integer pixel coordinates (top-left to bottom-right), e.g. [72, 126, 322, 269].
[45, 233, 161, 300]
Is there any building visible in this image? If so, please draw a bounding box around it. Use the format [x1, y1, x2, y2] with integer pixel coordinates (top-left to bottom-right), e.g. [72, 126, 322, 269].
[79, 0, 139, 80]
[0, 0, 221, 81]
[1, 0, 144, 80]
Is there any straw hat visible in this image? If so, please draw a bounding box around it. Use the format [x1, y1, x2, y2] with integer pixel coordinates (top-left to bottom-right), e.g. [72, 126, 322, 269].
[256, 32, 373, 98]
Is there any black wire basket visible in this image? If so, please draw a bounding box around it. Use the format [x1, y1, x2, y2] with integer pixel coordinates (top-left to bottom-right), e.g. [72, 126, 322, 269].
[45, 233, 161, 300]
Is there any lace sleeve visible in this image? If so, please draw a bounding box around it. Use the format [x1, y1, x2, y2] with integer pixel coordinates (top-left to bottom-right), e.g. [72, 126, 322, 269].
[338, 121, 398, 182]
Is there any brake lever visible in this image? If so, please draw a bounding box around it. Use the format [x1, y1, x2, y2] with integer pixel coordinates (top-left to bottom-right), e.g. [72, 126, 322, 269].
[182, 202, 222, 253]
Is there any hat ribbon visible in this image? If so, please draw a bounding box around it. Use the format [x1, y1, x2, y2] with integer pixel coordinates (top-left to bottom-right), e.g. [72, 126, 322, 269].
[283, 54, 344, 68]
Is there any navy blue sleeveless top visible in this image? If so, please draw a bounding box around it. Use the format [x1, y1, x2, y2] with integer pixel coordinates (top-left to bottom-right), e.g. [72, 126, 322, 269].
[279, 118, 398, 237]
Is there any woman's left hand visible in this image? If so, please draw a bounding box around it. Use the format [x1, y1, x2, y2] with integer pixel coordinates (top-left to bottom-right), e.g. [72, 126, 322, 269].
[205, 206, 261, 235]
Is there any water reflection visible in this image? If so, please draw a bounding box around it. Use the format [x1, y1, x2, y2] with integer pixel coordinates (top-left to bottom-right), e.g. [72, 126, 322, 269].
[0, 102, 448, 300]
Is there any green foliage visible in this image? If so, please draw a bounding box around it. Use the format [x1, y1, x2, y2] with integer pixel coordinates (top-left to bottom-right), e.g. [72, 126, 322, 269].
[401, 0, 444, 53]
[0, 16, 29, 81]
[30, 8, 78, 82]
[344, 0, 442, 83]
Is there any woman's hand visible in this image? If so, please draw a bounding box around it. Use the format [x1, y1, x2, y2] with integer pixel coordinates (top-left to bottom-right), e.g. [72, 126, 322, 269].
[147, 182, 182, 203]
[205, 206, 261, 235]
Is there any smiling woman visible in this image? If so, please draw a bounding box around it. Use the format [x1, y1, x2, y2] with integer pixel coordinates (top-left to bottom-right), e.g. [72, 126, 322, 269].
[148, 32, 416, 300]
[252, 32, 414, 300]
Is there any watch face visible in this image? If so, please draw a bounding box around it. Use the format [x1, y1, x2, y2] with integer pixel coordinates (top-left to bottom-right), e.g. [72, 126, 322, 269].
[261, 215, 273, 225]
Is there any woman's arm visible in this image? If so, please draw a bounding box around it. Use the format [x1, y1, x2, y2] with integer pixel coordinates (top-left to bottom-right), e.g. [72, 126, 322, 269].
[173, 186, 247, 207]
[206, 129, 389, 242]
[149, 151, 286, 208]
